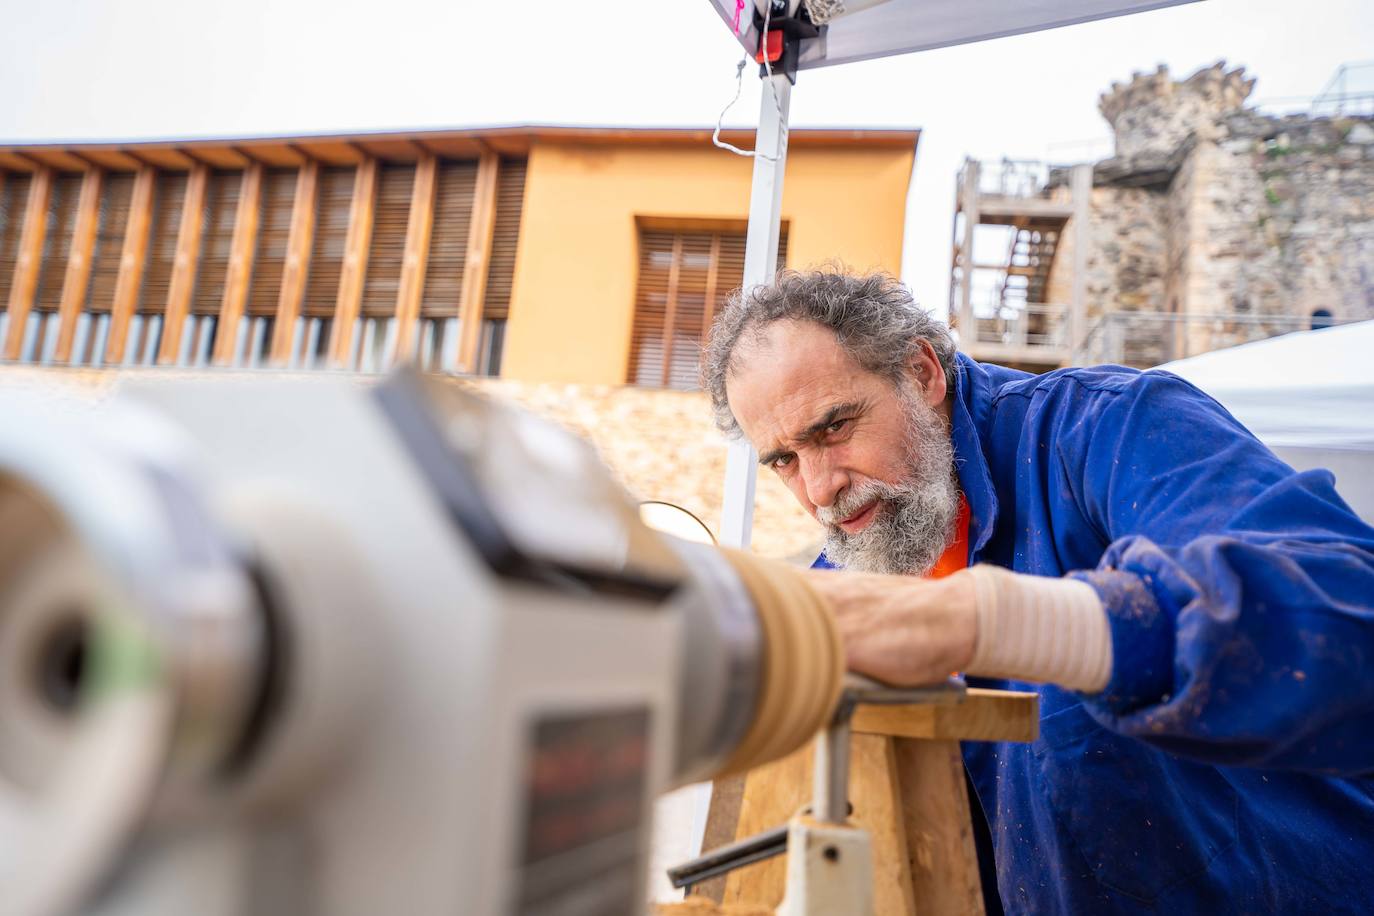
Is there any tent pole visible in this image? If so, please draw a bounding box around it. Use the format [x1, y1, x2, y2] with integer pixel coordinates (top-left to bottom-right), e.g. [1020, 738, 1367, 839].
[719, 70, 793, 550]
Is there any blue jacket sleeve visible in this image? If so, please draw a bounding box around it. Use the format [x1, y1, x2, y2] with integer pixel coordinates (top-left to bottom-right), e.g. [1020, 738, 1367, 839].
[1056, 371, 1374, 775]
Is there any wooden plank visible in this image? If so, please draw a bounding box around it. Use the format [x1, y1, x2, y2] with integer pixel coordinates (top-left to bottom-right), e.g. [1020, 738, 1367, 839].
[456, 150, 499, 373]
[327, 157, 376, 364]
[53, 168, 104, 361]
[721, 742, 809, 910]
[853, 735, 918, 916]
[157, 163, 209, 364]
[693, 774, 748, 902]
[851, 688, 1039, 744]
[893, 739, 984, 915]
[269, 161, 320, 363]
[2, 167, 53, 360]
[102, 166, 157, 363]
[212, 163, 263, 365]
[720, 735, 918, 915]
[659, 234, 684, 387]
[390, 151, 437, 363]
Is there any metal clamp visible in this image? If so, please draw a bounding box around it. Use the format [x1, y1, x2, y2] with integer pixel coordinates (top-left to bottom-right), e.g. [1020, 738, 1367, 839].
[666, 675, 966, 890]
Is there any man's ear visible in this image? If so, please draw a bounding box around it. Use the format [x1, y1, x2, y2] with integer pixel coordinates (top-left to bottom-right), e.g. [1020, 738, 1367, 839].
[909, 339, 948, 408]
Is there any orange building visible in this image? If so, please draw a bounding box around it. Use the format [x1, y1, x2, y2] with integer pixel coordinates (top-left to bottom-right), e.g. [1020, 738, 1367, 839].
[0, 126, 916, 387]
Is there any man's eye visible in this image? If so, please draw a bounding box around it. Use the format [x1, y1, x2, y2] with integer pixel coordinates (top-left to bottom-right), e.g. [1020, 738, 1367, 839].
[772, 453, 795, 470]
[825, 419, 849, 434]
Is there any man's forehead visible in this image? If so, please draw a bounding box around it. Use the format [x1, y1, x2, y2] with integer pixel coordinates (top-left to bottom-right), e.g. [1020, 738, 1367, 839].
[726, 321, 877, 442]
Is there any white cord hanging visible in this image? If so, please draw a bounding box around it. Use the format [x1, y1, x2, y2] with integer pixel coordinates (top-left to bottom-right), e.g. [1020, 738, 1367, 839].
[711, 0, 789, 162]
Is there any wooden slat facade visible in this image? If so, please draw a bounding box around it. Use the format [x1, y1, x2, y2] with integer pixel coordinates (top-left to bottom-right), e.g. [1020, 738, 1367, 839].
[0, 127, 860, 376]
[629, 226, 788, 390]
[303, 166, 356, 317]
[360, 163, 413, 318]
[86, 172, 136, 312]
[0, 174, 33, 313]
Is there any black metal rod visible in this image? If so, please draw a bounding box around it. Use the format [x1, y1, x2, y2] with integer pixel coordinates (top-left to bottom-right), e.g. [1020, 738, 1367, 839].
[666, 824, 789, 890]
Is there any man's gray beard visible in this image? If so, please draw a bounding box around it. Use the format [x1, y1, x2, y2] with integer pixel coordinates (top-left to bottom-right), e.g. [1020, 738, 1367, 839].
[816, 392, 959, 576]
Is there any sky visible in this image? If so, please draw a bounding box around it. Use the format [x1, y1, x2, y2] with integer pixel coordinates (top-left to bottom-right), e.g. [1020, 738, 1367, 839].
[2, 0, 1371, 318]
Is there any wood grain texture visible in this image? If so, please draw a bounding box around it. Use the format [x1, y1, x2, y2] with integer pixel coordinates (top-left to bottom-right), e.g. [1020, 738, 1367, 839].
[53, 168, 103, 361]
[851, 688, 1039, 743]
[894, 739, 985, 915]
[213, 163, 263, 365]
[269, 161, 319, 362]
[457, 150, 499, 372]
[693, 773, 747, 902]
[157, 163, 209, 364]
[327, 157, 377, 364]
[2, 166, 53, 360]
[390, 152, 436, 363]
[720, 735, 917, 915]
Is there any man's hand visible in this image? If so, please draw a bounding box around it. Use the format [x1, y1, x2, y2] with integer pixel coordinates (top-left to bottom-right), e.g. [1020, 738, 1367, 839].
[803, 567, 978, 687]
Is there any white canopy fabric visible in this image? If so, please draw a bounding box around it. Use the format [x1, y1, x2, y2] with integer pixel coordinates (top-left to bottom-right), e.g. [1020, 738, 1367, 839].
[1157, 320, 1374, 451]
[1158, 321, 1374, 522]
[707, 0, 1201, 71]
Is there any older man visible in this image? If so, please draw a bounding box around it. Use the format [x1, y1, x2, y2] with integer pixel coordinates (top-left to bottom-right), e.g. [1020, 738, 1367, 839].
[702, 269, 1374, 914]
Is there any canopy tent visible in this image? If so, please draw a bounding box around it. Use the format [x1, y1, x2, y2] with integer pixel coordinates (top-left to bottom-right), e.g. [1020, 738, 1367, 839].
[1158, 321, 1374, 521]
[708, 0, 1204, 549]
[707, 0, 1201, 72]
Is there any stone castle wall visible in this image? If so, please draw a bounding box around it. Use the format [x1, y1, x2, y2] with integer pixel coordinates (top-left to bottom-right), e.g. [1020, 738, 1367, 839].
[1050, 63, 1374, 364]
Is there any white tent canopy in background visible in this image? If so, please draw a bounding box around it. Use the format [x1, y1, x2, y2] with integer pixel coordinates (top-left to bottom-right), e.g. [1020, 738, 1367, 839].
[1158, 320, 1374, 521]
[707, 0, 1201, 71]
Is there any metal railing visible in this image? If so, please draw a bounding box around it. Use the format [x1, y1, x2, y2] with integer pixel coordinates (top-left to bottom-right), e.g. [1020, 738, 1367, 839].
[1080, 311, 1362, 368]
[960, 158, 1063, 200]
[968, 302, 1070, 351]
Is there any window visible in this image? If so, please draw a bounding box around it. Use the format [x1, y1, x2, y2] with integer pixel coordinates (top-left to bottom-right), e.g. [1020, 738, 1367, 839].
[629, 225, 787, 389]
[181, 170, 240, 366]
[0, 173, 31, 314]
[479, 158, 526, 377]
[296, 166, 356, 366]
[418, 159, 477, 371]
[85, 173, 135, 313]
[235, 168, 297, 366]
[26, 173, 83, 361]
[123, 171, 189, 365]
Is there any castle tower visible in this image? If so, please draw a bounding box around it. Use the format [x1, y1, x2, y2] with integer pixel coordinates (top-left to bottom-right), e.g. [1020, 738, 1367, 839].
[1099, 62, 1256, 160]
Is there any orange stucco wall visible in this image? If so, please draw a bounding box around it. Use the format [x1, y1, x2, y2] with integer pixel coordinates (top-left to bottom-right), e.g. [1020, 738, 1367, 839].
[500, 139, 915, 384]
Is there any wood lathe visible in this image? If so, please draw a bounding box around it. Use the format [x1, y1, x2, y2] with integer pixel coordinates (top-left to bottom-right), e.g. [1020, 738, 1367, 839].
[0, 369, 1033, 915]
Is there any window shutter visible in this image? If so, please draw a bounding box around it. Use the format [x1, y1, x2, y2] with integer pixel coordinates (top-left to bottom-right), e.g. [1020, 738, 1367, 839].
[246, 168, 297, 317]
[483, 158, 526, 322]
[191, 171, 241, 316]
[302, 166, 355, 317]
[0, 173, 32, 311]
[137, 172, 188, 315]
[85, 172, 135, 312]
[421, 159, 477, 318]
[629, 226, 786, 390]
[33, 174, 83, 313]
[361, 163, 415, 317]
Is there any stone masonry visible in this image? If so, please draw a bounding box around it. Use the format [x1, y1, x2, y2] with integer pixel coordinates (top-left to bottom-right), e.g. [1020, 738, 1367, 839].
[1045, 62, 1374, 364]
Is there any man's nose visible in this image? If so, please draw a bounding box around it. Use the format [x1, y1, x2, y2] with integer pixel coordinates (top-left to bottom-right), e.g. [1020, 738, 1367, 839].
[801, 453, 848, 510]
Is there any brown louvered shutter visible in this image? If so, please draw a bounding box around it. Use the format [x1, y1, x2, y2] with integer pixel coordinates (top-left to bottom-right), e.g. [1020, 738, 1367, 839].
[246, 168, 297, 317]
[361, 163, 414, 318]
[86, 173, 136, 312]
[483, 158, 526, 322]
[33, 174, 83, 312]
[629, 226, 786, 390]
[0, 173, 32, 311]
[300, 166, 355, 318]
[421, 159, 476, 318]
[137, 172, 187, 315]
[191, 171, 241, 316]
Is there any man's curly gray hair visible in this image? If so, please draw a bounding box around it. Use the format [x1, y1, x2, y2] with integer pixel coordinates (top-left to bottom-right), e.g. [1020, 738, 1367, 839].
[701, 269, 957, 436]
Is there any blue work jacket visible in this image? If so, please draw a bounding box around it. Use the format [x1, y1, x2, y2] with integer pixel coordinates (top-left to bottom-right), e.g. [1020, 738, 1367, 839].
[815, 352, 1374, 913]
